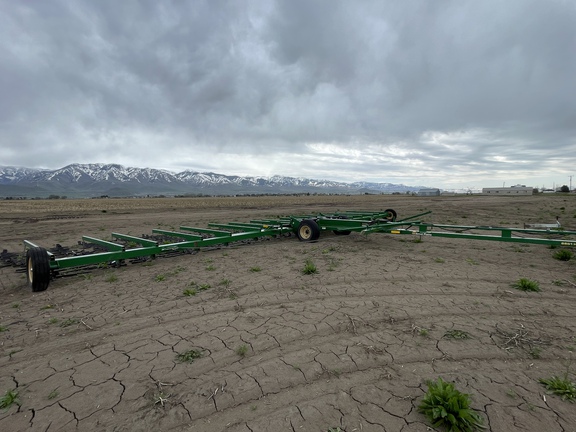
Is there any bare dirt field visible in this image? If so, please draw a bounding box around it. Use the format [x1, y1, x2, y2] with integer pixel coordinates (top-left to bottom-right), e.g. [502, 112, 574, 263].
[1, 194, 575, 432]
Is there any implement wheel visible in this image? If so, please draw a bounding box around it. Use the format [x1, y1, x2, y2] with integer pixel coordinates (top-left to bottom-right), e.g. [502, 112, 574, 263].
[297, 219, 320, 242]
[26, 247, 51, 292]
[384, 208, 397, 221]
[333, 215, 351, 236]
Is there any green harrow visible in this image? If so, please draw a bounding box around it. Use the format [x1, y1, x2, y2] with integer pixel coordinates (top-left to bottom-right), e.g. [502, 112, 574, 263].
[20, 209, 576, 292]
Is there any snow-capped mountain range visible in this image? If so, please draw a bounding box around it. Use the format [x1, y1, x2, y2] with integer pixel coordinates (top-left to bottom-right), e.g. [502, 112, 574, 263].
[0, 163, 424, 198]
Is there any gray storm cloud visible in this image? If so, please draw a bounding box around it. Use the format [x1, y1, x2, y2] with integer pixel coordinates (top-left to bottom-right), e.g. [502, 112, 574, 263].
[0, 0, 574, 188]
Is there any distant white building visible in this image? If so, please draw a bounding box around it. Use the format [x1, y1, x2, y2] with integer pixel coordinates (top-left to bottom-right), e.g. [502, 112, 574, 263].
[482, 185, 533, 195]
[418, 188, 441, 196]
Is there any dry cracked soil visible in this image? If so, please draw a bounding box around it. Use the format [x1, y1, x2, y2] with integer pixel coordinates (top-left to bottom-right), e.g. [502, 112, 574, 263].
[0, 194, 575, 432]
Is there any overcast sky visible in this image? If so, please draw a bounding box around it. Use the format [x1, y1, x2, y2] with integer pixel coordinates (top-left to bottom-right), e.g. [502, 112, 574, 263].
[1, 0, 575, 190]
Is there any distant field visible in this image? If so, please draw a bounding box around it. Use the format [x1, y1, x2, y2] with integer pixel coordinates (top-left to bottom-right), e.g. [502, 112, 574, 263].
[0, 194, 397, 214]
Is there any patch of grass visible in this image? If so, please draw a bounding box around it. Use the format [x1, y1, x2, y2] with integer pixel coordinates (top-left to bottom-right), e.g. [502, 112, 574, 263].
[48, 318, 59, 324]
[418, 377, 484, 431]
[539, 375, 576, 402]
[249, 266, 262, 272]
[443, 329, 470, 340]
[0, 325, 7, 332]
[553, 249, 574, 261]
[11, 303, 20, 309]
[219, 279, 231, 287]
[465, 258, 479, 265]
[59, 318, 79, 328]
[206, 264, 216, 271]
[327, 258, 339, 271]
[434, 257, 445, 263]
[511, 278, 540, 292]
[0, 389, 20, 410]
[183, 289, 197, 297]
[302, 258, 318, 275]
[155, 274, 166, 282]
[236, 344, 249, 357]
[105, 273, 118, 283]
[47, 389, 59, 400]
[506, 389, 517, 399]
[529, 347, 542, 359]
[198, 283, 211, 291]
[176, 349, 203, 363]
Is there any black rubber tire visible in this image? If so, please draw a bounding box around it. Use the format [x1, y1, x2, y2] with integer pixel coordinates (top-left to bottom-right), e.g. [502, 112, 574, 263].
[332, 215, 352, 236]
[297, 219, 321, 242]
[384, 208, 397, 221]
[26, 247, 51, 292]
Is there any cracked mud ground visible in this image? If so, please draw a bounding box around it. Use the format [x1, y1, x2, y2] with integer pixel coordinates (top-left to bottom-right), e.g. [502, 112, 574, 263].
[1, 195, 575, 432]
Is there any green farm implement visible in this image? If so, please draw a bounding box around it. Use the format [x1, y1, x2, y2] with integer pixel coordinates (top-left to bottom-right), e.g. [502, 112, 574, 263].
[17, 209, 576, 292]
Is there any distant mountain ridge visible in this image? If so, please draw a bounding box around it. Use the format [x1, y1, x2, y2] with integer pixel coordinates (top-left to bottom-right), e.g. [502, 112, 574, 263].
[0, 163, 424, 198]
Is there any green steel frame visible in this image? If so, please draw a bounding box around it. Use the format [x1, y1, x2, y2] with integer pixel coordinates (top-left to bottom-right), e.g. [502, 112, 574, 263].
[21, 209, 576, 292]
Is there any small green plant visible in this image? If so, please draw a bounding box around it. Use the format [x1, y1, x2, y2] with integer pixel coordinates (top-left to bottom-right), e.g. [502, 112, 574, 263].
[420, 329, 429, 337]
[155, 274, 166, 282]
[553, 249, 574, 261]
[511, 278, 540, 292]
[236, 344, 249, 357]
[434, 258, 445, 263]
[219, 279, 231, 287]
[506, 389, 517, 399]
[249, 266, 262, 272]
[105, 274, 118, 283]
[465, 258, 479, 265]
[47, 389, 59, 400]
[0, 389, 20, 410]
[327, 428, 343, 432]
[529, 347, 542, 359]
[59, 318, 79, 328]
[443, 329, 470, 340]
[11, 303, 20, 309]
[176, 349, 203, 363]
[418, 377, 484, 431]
[302, 259, 318, 275]
[206, 264, 216, 271]
[539, 375, 576, 402]
[40, 304, 54, 310]
[0, 325, 7, 332]
[552, 280, 565, 286]
[48, 318, 59, 324]
[198, 283, 211, 291]
[183, 289, 197, 297]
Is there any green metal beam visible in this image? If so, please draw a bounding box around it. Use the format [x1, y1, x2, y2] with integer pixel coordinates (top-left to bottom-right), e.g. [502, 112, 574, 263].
[180, 226, 232, 236]
[82, 236, 124, 251]
[152, 229, 203, 241]
[112, 233, 158, 247]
